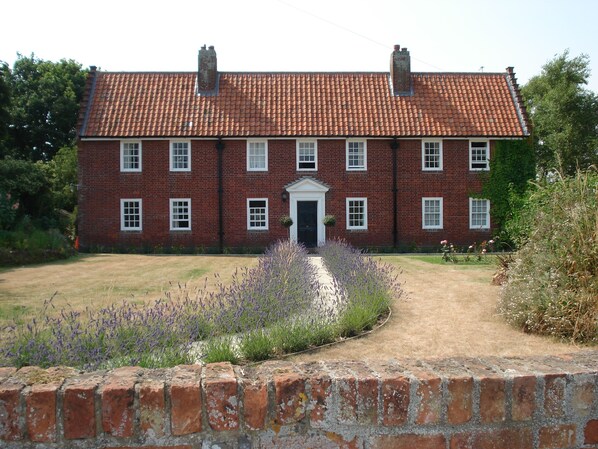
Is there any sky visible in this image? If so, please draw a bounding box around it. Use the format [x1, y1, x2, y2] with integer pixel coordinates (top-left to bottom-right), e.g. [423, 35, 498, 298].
[1, 0, 597, 92]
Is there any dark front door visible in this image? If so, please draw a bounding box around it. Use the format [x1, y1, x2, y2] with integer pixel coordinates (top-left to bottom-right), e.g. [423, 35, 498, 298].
[297, 201, 318, 248]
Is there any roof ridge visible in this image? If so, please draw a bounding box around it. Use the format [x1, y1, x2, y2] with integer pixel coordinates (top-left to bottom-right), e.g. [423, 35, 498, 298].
[94, 71, 508, 77]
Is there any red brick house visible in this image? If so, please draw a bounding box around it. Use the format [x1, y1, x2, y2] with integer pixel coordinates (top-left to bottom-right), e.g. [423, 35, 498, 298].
[77, 45, 529, 252]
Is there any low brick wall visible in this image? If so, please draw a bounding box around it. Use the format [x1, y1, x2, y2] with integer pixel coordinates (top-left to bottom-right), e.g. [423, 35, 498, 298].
[1, 352, 597, 448]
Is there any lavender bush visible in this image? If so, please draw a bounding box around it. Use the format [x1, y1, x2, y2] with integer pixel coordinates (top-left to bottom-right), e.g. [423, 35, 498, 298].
[1, 294, 211, 369]
[0, 240, 323, 369]
[206, 240, 320, 334]
[1, 240, 401, 368]
[319, 239, 401, 336]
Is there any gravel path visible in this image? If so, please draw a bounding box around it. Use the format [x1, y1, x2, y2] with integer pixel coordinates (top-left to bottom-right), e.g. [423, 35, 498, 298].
[291, 256, 584, 362]
[307, 256, 341, 318]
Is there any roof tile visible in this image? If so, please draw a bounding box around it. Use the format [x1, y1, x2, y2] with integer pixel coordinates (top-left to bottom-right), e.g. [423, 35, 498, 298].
[81, 72, 527, 138]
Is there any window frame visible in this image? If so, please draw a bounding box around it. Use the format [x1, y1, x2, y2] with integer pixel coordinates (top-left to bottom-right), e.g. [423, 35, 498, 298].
[296, 140, 318, 171]
[247, 198, 269, 230]
[422, 140, 443, 171]
[247, 140, 268, 172]
[422, 197, 443, 230]
[469, 140, 490, 171]
[346, 197, 368, 230]
[120, 140, 142, 172]
[469, 198, 491, 229]
[346, 139, 367, 171]
[169, 198, 191, 231]
[170, 140, 191, 172]
[120, 198, 142, 231]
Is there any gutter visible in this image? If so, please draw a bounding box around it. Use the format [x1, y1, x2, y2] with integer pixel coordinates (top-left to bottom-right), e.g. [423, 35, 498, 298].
[391, 137, 399, 248]
[216, 138, 225, 253]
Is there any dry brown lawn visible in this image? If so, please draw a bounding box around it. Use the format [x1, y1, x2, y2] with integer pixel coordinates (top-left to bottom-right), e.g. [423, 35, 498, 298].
[0, 254, 257, 327]
[0, 254, 587, 360]
[291, 255, 585, 362]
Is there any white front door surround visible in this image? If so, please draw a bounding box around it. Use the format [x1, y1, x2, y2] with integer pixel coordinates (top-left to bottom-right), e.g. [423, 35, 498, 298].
[285, 177, 329, 247]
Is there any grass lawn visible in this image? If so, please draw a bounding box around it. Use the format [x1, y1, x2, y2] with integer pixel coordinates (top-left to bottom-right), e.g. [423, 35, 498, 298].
[0, 254, 257, 328]
[404, 253, 498, 266]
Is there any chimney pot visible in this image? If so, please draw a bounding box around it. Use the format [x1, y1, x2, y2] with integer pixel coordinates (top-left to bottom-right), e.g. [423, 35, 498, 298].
[394, 44, 401, 51]
[390, 45, 412, 96]
[198, 45, 218, 94]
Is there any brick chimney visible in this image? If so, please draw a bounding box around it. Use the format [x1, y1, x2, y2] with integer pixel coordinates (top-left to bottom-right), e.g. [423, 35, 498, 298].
[198, 45, 218, 94]
[390, 45, 412, 96]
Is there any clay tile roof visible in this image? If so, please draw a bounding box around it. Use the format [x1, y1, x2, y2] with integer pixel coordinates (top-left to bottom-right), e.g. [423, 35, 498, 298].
[79, 71, 529, 138]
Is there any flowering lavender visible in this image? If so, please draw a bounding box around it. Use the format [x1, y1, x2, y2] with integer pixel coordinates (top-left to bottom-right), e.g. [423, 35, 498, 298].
[318, 239, 401, 336]
[0, 240, 321, 369]
[199, 240, 319, 337]
[1, 240, 402, 368]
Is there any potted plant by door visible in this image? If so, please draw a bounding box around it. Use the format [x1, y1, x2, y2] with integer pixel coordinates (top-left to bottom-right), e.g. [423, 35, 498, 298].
[322, 214, 336, 227]
[279, 215, 293, 239]
[279, 215, 293, 228]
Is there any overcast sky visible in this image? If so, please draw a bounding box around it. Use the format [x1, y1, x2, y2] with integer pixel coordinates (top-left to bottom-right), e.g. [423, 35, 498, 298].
[2, 0, 597, 92]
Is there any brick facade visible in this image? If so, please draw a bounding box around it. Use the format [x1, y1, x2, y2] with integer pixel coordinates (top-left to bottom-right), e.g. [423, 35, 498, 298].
[77, 45, 528, 251]
[78, 137, 492, 251]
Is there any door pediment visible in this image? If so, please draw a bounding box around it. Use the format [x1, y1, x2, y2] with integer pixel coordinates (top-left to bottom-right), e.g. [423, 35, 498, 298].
[284, 176, 330, 193]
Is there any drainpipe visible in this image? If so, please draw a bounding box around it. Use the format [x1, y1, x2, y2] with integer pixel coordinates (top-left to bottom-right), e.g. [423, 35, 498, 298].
[391, 138, 399, 249]
[216, 138, 225, 253]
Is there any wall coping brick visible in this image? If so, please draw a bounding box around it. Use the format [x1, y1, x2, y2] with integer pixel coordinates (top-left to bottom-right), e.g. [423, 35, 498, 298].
[0, 351, 596, 448]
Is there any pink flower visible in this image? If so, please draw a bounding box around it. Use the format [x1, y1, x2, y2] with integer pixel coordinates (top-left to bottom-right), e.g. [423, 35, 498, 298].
[488, 239, 495, 244]
[482, 248, 487, 254]
[440, 240, 448, 245]
[468, 245, 474, 250]
[12, 202, 19, 210]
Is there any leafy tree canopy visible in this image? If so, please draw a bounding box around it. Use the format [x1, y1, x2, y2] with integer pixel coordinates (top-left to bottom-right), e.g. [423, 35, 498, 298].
[522, 50, 598, 176]
[0, 61, 11, 157]
[0, 158, 52, 221]
[5, 54, 86, 161]
[44, 145, 78, 212]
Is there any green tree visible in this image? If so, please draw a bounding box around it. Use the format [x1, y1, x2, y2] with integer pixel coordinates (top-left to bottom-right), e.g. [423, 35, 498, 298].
[480, 139, 536, 242]
[0, 61, 12, 158]
[7, 54, 86, 161]
[0, 158, 52, 223]
[45, 145, 78, 212]
[522, 50, 598, 176]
